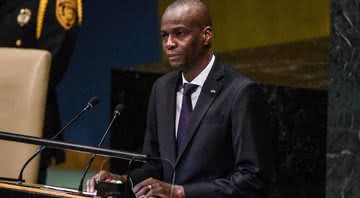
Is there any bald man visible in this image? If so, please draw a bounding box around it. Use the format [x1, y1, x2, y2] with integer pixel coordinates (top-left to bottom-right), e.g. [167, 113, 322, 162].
[87, 1, 272, 197]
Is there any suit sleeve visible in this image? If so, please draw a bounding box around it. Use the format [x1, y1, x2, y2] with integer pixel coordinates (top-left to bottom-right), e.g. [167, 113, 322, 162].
[129, 80, 163, 185]
[183, 82, 273, 198]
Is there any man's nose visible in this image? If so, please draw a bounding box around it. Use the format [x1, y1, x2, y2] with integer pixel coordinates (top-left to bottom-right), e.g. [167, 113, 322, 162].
[166, 35, 176, 50]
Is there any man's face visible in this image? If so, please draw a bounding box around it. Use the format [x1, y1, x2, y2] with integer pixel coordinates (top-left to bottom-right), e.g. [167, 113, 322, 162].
[160, 6, 206, 70]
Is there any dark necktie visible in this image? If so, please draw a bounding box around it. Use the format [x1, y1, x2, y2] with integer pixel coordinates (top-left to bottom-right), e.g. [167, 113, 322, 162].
[177, 83, 198, 155]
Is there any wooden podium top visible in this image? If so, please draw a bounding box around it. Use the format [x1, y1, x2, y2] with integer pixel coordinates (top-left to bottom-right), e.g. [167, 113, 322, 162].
[0, 182, 92, 198]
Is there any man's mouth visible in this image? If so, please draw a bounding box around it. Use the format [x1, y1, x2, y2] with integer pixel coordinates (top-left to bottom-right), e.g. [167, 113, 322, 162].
[168, 54, 182, 59]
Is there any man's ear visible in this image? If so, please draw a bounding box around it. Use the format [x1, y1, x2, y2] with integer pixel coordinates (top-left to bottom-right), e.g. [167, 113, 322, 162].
[202, 26, 212, 46]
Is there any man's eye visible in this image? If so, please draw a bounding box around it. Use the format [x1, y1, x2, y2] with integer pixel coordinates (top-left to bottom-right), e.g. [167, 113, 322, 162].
[161, 33, 169, 39]
[176, 31, 185, 36]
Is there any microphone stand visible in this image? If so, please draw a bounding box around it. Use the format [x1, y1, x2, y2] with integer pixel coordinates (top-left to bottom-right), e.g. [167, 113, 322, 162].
[77, 105, 123, 192]
[17, 97, 99, 184]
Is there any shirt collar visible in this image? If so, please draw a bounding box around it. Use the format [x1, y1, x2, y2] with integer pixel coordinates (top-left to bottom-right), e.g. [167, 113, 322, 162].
[181, 54, 215, 87]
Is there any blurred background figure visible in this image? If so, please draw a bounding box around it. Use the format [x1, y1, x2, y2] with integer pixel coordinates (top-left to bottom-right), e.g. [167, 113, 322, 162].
[0, 0, 82, 184]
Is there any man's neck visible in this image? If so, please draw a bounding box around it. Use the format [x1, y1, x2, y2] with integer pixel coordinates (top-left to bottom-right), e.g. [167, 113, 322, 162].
[183, 52, 213, 82]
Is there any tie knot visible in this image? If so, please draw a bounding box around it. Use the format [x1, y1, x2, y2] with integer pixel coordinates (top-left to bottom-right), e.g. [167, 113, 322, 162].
[183, 83, 198, 96]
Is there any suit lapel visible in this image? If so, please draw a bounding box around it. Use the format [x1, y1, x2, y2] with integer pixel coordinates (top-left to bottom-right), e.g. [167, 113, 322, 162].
[163, 72, 180, 164]
[175, 61, 224, 165]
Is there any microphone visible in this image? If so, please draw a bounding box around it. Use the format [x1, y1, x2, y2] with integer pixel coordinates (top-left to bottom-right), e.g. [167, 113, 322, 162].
[78, 104, 124, 192]
[17, 96, 100, 183]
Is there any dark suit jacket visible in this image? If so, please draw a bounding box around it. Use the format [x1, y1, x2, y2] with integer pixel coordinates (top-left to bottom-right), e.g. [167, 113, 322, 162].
[131, 59, 273, 198]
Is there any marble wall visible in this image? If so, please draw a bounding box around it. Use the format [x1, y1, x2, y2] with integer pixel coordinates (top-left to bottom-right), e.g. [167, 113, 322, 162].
[264, 86, 326, 198]
[327, 0, 360, 197]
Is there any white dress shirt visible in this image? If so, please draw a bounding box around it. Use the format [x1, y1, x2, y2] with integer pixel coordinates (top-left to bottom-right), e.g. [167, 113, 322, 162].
[175, 55, 215, 137]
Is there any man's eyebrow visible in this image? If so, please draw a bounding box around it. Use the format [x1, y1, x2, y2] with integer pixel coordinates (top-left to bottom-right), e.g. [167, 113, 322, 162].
[160, 26, 189, 33]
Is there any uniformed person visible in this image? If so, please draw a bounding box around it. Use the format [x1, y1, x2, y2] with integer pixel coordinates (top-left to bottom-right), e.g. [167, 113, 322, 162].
[0, 0, 82, 184]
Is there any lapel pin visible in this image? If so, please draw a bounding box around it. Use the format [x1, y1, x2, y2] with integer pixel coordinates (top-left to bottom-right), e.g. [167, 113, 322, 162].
[210, 89, 216, 94]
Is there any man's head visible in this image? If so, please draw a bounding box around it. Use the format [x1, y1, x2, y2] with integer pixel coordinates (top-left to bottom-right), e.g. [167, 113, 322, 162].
[160, 0, 213, 71]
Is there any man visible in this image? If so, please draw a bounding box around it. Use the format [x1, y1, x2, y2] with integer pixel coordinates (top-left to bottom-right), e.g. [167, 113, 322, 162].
[0, 0, 81, 183]
[87, 0, 272, 197]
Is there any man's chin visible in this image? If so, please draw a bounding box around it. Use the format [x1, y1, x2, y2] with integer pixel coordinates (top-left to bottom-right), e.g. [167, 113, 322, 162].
[168, 61, 191, 72]
[169, 61, 184, 68]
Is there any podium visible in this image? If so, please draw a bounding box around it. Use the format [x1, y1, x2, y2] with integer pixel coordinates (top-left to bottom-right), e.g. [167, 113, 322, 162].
[0, 182, 90, 198]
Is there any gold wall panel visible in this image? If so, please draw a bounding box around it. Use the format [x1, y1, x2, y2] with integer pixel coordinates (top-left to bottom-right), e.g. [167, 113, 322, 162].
[158, 0, 329, 52]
